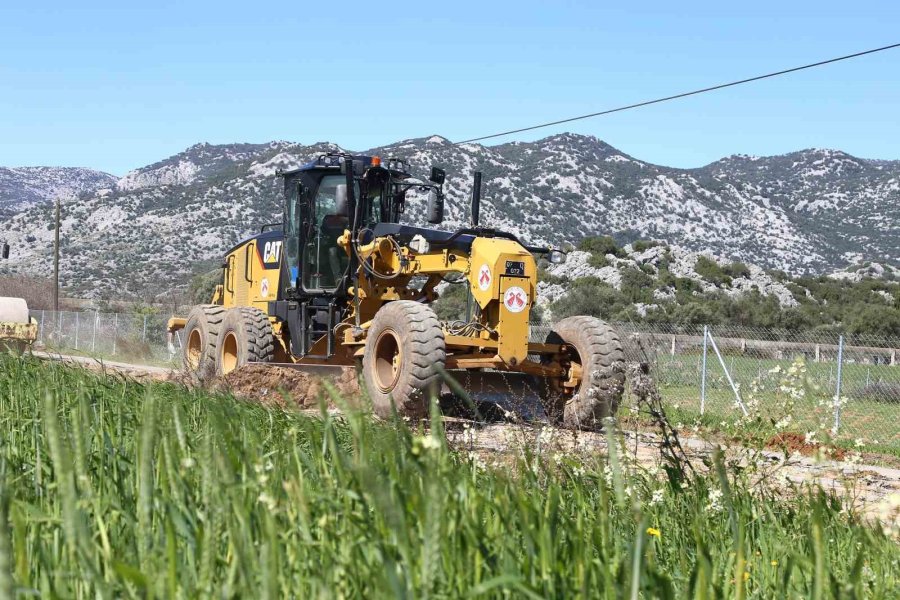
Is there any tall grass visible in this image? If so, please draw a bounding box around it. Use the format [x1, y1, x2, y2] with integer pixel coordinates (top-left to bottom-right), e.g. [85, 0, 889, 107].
[0, 353, 897, 598]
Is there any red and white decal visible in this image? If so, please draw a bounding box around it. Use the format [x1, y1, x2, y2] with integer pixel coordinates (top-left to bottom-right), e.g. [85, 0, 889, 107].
[503, 286, 528, 313]
[260, 278, 270, 298]
[477, 264, 492, 291]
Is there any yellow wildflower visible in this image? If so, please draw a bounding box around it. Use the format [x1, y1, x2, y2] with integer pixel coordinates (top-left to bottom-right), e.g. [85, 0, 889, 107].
[646, 527, 661, 538]
[770, 560, 778, 567]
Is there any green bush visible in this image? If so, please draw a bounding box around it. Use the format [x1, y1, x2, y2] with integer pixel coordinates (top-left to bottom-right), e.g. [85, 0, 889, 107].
[694, 256, 732, 286]
[620, 268, 654, 304]
[724, 261, 751, 279]
[587, 253, 611, 268]
[189, 268, 222, 304]
[578, 235, 624, 258]
[632, 240, 662, 253]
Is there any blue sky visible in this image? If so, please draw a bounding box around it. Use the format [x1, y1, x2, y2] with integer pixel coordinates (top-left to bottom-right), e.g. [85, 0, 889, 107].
[1, 0, 898, 175]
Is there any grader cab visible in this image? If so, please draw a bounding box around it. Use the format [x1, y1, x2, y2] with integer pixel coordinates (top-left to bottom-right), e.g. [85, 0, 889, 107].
[168, 153, 625, 428]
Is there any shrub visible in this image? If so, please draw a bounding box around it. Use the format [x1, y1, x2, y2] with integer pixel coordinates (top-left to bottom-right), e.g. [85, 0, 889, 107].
[578, 235, 624, 258]
[189, 268, 222, 304]
[724, 261, 751, 279]
[694, 256, 732, 286]
[632, 240, 662, 253]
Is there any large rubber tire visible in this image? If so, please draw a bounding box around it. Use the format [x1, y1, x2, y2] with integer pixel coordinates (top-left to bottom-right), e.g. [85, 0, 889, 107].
[362, 301, 446, 420]
[182, 304, 226, 379]
[216, 307, 276, 376]
[540, 316, 626, 429]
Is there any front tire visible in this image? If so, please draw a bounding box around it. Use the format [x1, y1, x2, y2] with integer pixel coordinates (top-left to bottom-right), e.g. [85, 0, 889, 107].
[216, 307, 275, 376]
[540, 316, 626, 429]
[182, 304, 226, 379]
[362, 301, 446, 420]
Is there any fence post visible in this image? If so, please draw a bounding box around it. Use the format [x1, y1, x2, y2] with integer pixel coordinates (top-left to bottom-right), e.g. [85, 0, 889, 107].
[706, 329, 749, 416]
[74, 312, 79, 350]
[700, 325, 708, 415]
[91, 313, 98, 353]
[833, 335, 844, 433]
[142, 315, 148, 343]
[112, 313, 118, 355]
[39, 310, 45, 343]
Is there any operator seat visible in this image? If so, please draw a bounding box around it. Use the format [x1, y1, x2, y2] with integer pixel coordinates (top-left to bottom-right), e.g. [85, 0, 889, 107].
[320, 214, 350, 285]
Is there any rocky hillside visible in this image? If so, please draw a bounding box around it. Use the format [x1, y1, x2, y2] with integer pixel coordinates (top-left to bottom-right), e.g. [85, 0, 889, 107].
[0, 167, 116, 216]
[1, 134, 898, 299]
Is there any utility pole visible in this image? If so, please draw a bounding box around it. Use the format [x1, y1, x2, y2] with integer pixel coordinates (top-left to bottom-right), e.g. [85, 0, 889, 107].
[53, 198, 60, 312]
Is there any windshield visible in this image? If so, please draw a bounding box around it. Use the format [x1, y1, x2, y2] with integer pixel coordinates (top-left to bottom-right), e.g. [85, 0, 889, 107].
[302, 174, 357, 291]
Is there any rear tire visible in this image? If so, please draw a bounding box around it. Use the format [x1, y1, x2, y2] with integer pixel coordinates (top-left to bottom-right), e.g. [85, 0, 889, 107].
[540, 316, 625, 430]
[362, 301, 446, 420]
[216, 307, 275, 376]
[182, 304, 226, 379]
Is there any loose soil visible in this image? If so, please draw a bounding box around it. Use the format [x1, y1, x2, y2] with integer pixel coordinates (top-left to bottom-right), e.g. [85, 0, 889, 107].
[766, 431, 848, 460]
[220, 364, 360, 408]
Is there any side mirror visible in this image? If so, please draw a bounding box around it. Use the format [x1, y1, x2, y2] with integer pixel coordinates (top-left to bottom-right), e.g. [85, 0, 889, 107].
[548, 249, 566, 265]
[1, 243, 9, 259]
[429, 166, 446, 185]
[427, 190, 444, 224]
[334, 184, 349, 216]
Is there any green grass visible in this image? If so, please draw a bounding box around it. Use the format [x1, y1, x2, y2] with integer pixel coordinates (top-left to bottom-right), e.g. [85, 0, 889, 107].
[648, 354, 900, 454]
[0, 353, 897, 598]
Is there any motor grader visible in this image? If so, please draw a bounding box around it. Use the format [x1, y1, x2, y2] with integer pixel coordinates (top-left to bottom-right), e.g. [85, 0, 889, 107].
[168, 153, 625, 428]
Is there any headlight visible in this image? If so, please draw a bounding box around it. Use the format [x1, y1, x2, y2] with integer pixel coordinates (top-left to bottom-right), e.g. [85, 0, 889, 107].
[549, 250, 566, 264]
[409, 234, 430, 254]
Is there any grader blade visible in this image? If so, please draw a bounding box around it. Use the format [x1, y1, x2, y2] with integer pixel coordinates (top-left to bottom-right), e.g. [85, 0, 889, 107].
[441, 370, 546, 421]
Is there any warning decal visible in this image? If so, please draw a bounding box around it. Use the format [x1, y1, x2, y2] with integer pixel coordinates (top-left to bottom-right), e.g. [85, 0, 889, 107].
[503, 286, 528, 313]
[477, 264, 492, 291]
[260, 278, 270, 298]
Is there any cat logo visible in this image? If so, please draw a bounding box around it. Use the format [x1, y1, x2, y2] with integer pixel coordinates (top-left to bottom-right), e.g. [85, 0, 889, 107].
[262, 240, 282, 266]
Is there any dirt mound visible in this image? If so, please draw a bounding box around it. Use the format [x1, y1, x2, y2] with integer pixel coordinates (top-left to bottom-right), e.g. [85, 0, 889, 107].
[220, 364, 360, 408]
[766, 432, 847, 460]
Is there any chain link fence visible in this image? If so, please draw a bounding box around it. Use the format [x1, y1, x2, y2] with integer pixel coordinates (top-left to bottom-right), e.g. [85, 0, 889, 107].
[24, 311, 900, 451]
[32, 310, 178, 365]
[612, 322, 900, 452]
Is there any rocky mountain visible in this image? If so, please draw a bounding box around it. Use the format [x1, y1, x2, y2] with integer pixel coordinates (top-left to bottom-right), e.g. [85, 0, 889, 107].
[1, 134, 898, 299]
[0, 167, 117, 217]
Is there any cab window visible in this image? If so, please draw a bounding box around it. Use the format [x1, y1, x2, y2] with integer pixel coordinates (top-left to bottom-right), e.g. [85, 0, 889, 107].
[302, 175, 355, 291]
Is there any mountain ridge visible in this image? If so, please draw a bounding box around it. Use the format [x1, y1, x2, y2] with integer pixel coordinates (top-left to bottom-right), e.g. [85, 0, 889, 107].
[1, 133, 898, 299]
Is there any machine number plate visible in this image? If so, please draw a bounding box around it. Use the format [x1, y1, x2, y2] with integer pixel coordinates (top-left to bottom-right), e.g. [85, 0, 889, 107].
[505, 261, 526, 276]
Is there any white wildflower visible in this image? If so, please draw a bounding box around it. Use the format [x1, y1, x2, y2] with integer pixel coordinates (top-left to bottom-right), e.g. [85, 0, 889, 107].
[706, 489, 724, 513]
[257, 492, 277, 511]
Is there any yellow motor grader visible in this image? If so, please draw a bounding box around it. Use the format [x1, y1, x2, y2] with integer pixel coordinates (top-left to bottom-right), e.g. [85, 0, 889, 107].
[168, 153, 624, 428]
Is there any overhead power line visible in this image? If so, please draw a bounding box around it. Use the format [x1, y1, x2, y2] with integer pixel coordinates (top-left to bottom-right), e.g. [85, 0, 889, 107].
[454, 42, 900, 145]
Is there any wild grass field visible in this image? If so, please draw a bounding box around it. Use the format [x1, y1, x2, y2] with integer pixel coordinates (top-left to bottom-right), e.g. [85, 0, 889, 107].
[0, 353, 897, 598]
[646, 354, 900, 456]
